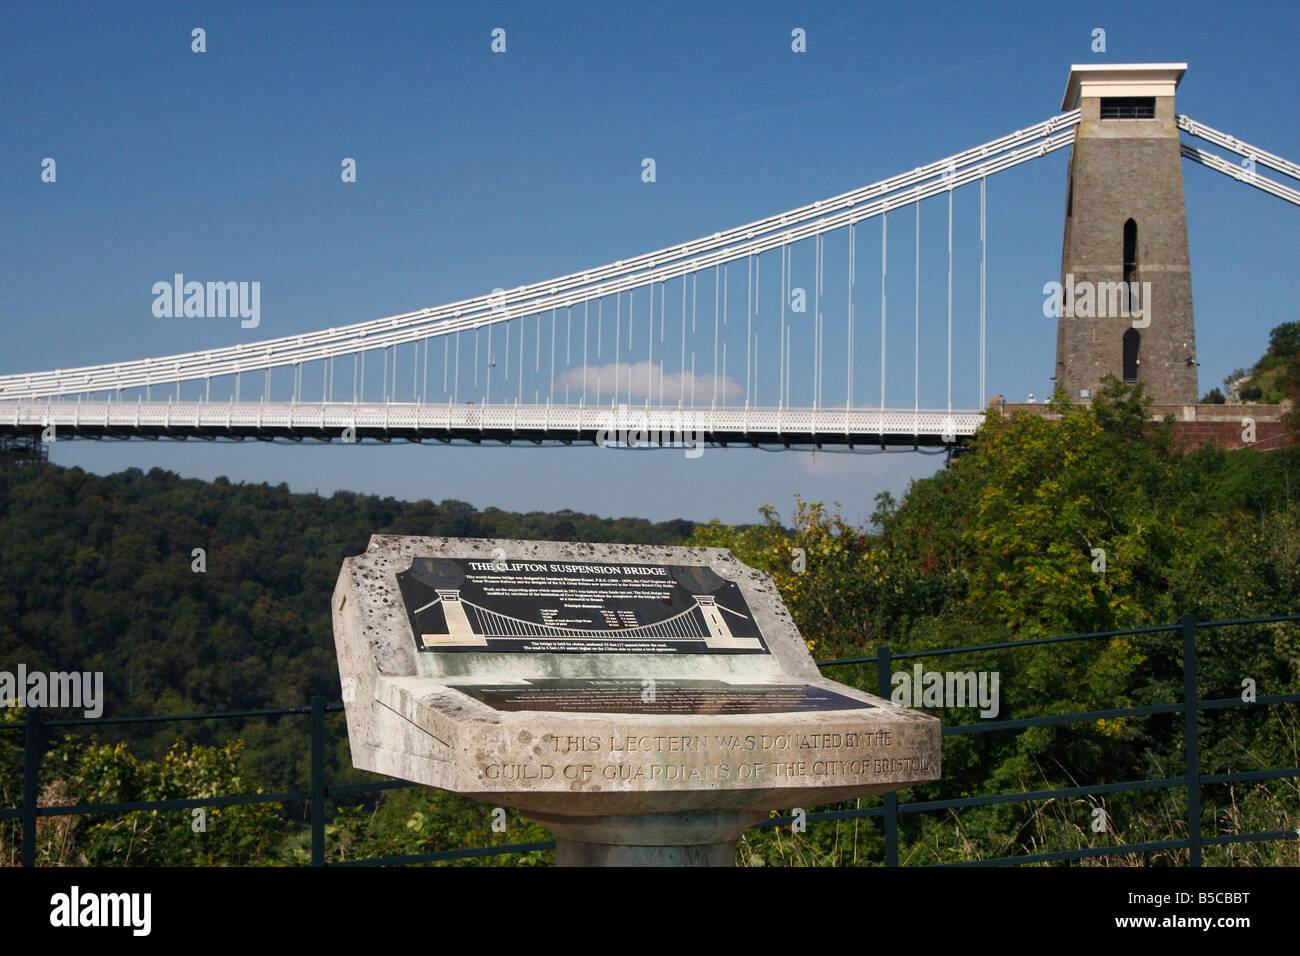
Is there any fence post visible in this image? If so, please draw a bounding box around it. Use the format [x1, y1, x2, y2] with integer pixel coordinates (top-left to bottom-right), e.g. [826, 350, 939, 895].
[1181, 613, 1202, 867]
[876, 644, 899, 867]
[310, 695, 325, 868]
[22, 709, 41, 867]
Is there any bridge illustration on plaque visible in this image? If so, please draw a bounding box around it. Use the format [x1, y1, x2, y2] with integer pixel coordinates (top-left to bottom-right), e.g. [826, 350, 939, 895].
[396, 557, 765, 652]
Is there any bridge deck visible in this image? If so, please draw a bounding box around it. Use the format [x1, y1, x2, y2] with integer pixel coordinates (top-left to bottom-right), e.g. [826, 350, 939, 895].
[0, 402, 982, 448]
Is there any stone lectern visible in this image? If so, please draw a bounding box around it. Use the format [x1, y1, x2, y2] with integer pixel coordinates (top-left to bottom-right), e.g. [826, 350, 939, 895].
[332, 536, 940, 866]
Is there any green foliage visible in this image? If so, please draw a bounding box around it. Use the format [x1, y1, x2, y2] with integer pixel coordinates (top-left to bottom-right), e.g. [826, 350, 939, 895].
[1283, 355, 1300, 444]
[1269, 322, 1300, 361]
[3, 732, 286, 866]
[0, 464, 697, 792]
[0, 461, 699, 866]
[738, 806, 885, 866]
[4, 382, 1299, 865]
[691, 498, 871, 656]
[320, 787, 552, 866]
[697, 378, 1300, 866]
[1231, 321, 1300, 404]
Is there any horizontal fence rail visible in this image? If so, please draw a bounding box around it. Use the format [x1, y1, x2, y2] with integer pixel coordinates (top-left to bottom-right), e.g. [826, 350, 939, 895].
[4, 612, 1299, 866]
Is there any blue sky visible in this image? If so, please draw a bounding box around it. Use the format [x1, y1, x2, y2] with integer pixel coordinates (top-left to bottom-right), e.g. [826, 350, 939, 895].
[2, 0, 1297, 525]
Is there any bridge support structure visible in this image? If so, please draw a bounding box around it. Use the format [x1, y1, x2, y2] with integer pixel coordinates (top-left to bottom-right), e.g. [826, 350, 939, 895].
[1056, 64, 1198, 405]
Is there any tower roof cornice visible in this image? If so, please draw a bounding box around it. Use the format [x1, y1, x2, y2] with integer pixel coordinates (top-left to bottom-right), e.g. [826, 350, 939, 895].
[1062, 63, 1188, 111]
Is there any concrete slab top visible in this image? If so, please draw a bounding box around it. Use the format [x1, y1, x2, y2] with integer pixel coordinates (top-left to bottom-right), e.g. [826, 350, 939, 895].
[332, 535, 940, 817]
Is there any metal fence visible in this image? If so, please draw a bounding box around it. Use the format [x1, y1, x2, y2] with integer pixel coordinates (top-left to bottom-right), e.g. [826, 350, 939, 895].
[4, 612, 1299, 866]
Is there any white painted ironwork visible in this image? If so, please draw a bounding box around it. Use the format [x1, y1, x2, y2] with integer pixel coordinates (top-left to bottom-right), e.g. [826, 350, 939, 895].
[1180, 142, 1300, 207]
[0, 401, 984, 442]
[1177, 115, 1300, 183]
[0, 115, 1080, 401]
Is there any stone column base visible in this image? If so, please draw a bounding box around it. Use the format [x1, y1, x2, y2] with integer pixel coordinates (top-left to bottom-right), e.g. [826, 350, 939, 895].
[523, 809, 768, 867]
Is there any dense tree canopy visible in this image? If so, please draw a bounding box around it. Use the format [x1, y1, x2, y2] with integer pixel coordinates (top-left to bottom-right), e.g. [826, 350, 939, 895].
[3, 377, 1298, 865]
[693, 379, 1300, 864]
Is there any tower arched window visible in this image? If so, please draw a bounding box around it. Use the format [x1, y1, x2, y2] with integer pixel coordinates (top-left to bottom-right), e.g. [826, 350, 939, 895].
[1123, 328, 1140, 383]
[1123, 218, 1138, 313]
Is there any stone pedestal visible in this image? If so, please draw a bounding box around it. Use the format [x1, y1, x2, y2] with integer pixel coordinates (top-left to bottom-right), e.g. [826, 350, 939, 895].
[332, 536, 941, 867]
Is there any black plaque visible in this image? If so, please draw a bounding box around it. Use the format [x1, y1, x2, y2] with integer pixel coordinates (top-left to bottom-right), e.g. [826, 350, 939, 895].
[397, 557, 769, 654]
[452, 679, 871, 714]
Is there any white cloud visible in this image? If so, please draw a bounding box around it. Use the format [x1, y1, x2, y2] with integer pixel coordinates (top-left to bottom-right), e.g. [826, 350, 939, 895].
[556, 360, 743, 403]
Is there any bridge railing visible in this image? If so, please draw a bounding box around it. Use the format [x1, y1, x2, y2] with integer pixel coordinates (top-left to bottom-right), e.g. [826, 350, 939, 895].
[4, 612, 1298, 866]
[0, 400, 986, 444]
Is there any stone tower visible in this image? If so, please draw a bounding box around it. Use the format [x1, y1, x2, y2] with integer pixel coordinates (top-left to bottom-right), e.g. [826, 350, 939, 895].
[1055, 64, 1198, 404]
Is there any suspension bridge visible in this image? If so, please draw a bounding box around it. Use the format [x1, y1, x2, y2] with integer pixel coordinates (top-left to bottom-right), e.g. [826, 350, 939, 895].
[2, 64, 1296, 452]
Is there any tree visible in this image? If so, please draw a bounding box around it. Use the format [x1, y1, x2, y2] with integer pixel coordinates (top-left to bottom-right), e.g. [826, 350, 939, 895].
[691, 498, 873, 656]
[1268, 321, 1300, 360]
[1282, 353, 1300, 444]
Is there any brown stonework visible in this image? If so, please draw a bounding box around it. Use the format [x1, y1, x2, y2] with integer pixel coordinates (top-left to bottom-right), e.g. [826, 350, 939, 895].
[1168, 420, 1291, 453]
[988, 400, 1294, 453]
[1055, 67, 1198, 405]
